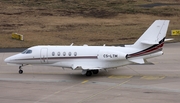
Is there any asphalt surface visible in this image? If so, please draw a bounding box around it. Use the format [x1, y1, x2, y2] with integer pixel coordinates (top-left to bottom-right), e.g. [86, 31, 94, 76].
[0, 43, 180, 103]
[0, 48, 27, 53]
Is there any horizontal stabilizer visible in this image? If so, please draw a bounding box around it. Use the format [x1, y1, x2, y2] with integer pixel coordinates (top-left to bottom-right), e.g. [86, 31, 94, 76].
[141, 40, 159, 45]
[128, 58, 145, 64]
[165, 38, 174, 42]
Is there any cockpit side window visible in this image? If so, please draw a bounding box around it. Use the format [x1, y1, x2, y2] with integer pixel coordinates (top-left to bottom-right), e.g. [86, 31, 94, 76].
[22, 49, 32, 54]
[26, 50, 32, 54]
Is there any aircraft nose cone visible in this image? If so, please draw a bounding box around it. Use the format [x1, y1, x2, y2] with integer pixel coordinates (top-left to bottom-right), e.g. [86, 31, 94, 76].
[4, 57, 11, 63]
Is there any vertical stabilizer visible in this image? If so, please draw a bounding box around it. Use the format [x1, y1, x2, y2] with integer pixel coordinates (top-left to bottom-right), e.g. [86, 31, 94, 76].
[126, 20, 170, 62]
[132, 20, 170, 49]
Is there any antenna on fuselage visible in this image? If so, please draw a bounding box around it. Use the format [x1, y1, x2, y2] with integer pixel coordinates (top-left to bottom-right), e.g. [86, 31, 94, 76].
[70, 43, 74, 46]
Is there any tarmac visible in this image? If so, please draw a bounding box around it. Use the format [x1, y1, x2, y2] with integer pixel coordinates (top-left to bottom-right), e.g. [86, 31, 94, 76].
[0, 43, 180, 103]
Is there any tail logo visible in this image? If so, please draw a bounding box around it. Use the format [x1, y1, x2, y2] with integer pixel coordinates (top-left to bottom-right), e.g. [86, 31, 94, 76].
[127, 38, 165, 58]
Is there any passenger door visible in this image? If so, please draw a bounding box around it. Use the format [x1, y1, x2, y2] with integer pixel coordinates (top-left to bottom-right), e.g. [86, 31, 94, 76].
[40, 48, 48, 63]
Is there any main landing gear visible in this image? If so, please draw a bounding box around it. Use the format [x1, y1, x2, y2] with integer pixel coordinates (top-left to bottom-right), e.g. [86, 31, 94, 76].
[19, 66, 23, 74]
[82, 70, 99, 76]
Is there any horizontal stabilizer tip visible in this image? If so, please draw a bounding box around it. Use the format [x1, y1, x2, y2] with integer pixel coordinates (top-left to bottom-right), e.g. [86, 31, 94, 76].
[128, 58, 145, 64]
[165, 38, 174, 42]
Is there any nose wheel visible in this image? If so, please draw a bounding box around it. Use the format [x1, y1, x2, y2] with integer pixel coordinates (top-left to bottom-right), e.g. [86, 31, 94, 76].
[19, 66, 23, 74]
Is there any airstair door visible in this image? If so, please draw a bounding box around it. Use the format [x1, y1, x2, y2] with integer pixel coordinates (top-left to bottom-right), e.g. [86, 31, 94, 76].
[40, 48, 48, 63]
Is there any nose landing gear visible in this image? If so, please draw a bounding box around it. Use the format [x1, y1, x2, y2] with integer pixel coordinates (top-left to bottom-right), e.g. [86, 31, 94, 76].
[19, 66, 23, 74]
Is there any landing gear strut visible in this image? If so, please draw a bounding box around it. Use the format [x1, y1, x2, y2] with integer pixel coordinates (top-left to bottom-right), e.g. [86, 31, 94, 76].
[19, 66, 23, 74]
[86, 71, 92, 76]
[83, 70, 99, 76]
[92, 70, 99, 74]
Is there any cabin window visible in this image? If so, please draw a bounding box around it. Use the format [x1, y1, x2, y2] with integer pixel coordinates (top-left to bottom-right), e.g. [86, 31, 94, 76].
[74, 52, 77, 56]
[57, 52, 60, 56]
[52, 52, 55, 56]
[68, 52, 71, 56]
[63, 52, 66, 56]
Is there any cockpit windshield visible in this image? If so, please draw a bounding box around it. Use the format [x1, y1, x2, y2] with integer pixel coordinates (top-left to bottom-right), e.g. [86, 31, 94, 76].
[22, 49, 32, 54]
[22, 49, 28, 54]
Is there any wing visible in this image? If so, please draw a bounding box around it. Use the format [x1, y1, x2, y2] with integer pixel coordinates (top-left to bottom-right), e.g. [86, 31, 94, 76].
[72, 64, 102, 70]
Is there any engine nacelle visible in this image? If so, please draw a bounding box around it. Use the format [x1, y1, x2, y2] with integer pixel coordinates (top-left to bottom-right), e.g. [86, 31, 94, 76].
[98, 50, 127, 61]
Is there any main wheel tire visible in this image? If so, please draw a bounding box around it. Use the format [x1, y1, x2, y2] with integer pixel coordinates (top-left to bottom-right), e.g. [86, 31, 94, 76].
[86, 71, 92, 76]
[92, 70, 99, 74]
[19, 70, 23, 74]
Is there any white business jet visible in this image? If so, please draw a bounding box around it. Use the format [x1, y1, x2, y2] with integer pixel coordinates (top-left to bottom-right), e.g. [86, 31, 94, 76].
[4, 20, 170, 76]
